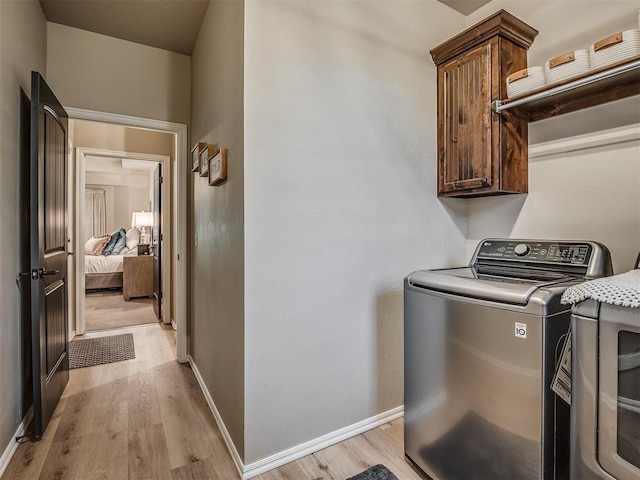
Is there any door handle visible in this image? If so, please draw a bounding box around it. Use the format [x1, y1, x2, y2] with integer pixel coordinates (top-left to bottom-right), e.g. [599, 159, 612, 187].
[39, 268, 60, 278]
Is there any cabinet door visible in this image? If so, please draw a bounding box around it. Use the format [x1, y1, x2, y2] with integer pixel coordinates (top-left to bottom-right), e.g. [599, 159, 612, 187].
[438, 42, 493, 195]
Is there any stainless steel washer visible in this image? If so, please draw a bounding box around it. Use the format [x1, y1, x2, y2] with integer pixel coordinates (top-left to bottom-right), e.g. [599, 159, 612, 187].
[404, 238, 612, 480]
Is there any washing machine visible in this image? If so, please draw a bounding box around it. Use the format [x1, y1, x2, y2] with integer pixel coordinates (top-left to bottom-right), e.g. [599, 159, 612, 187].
[404, 238, 612, 480]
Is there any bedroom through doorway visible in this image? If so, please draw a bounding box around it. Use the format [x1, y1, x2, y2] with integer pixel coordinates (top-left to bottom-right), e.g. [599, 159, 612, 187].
[83, 157, 161, 332]
[72, 118, 173, 334]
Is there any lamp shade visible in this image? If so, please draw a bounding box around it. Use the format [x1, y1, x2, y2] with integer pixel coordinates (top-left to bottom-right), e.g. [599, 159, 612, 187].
[131, 211, 154, 228]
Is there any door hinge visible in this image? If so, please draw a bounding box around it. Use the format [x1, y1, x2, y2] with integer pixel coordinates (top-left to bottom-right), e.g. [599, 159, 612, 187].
[160, 176, 164, 184]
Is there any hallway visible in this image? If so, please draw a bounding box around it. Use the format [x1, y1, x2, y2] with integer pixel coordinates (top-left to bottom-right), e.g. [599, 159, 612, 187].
[2, 324, 237, 479]
[2, 324, 420, 480]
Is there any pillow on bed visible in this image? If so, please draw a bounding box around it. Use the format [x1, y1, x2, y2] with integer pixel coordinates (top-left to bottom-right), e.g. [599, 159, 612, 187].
[93, 236, 111, 255]
[125, 227, 141, 250]
[84, 236, 102, 255]
[111, 228, 128, 255]
[100, 230, 119, 256]
[104, 228, 127, 256]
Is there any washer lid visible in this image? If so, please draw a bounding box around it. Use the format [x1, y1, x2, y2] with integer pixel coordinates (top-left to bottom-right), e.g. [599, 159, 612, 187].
[407, 267, 575, 305]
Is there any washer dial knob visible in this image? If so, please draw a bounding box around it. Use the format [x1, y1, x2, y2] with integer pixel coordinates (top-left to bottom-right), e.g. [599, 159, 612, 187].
[514, 243, 531, 257]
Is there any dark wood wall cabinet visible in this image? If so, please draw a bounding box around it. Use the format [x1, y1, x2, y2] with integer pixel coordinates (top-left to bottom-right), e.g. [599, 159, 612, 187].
[431, 10, 538, 197]
[431, 11, 640, 198]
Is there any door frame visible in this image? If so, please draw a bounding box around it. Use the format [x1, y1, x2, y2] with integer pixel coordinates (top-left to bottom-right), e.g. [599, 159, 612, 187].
[67, 107, 188, 363]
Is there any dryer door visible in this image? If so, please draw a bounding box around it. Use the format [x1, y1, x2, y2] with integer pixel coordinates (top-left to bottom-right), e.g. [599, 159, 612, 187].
[598, 304, 640, 480]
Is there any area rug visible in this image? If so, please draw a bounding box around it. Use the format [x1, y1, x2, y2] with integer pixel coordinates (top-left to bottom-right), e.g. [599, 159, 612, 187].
[69, 333, 135, 369]
[347, 464, 399, 480]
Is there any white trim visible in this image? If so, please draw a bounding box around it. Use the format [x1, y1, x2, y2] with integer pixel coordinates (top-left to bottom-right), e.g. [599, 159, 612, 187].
[75, 147, 171, 334]
[66, 108, 183, 133]
[78, 148, 169, 164]
[75, 148, 85, 337]
[188, 356, 245, 479]
[530, 123, 640, 159]
[188, 352, 404, 480]
[242, 406, 404, 479]
[66, 107, 188, 363]
[0, 408, 33, 477]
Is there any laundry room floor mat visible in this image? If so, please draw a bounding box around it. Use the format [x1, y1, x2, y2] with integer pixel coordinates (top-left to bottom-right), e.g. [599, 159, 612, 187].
[69, 333, 135, 368]
[347, 464, 399, 480]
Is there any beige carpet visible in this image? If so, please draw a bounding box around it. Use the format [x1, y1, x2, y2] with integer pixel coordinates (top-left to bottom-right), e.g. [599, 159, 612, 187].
[85, 291, 157, 332]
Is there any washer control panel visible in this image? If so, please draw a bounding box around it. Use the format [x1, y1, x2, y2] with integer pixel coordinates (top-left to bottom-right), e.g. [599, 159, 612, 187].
[476, 240, 592, 266]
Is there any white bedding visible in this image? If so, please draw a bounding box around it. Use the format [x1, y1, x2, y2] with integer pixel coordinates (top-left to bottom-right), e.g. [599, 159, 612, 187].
[85, 254, 125, 274]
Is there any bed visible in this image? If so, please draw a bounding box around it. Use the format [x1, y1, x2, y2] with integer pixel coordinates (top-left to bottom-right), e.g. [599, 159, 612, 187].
[85, 253, 126, 291]
[84, 227, 140, 291]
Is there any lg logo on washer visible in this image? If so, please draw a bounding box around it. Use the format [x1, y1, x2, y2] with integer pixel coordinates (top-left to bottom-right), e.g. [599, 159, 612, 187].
[515, 322, 527, 338]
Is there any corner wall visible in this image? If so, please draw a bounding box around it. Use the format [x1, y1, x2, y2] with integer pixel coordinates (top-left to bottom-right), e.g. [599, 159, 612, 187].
[189, 0, 245, 460]
[0, 0, 47, 469]
[465, 1, 640, 272]
[243, 0, 467, 463]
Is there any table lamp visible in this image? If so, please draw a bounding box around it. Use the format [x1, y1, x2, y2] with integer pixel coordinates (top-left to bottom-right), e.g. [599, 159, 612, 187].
[131, 211, 154, 244]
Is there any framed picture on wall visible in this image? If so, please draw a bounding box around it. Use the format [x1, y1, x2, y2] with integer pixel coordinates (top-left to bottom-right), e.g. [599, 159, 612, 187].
[209, 148, 228, 186]
[191, 142, 205, 173]
[199, 144, 213, 177]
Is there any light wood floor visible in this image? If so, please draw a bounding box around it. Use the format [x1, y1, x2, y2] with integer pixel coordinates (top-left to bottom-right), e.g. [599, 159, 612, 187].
[85, 291, 157, 332]
[2, 324, 421, 480]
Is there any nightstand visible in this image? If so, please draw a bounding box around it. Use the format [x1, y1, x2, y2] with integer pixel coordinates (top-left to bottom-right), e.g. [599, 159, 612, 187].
[123, 255, 153, 300]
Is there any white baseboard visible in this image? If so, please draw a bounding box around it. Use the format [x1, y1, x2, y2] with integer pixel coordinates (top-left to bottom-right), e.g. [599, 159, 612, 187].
[187, 356, 245, 479]
[242, 405, 404, 479]
[0, 408, 33, 478]
[187, 355, 404, 480]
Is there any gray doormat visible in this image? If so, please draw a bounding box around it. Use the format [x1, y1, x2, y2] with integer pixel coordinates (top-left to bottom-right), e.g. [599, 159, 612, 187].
[347, 464, 399, 480]
[69, 333, 135, 369]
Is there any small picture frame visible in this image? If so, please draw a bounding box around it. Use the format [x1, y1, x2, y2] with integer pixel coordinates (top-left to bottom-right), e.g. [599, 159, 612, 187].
[209, 148, 228, 186]
[199, 144, 213, 177]
[191, 142, 205, 173]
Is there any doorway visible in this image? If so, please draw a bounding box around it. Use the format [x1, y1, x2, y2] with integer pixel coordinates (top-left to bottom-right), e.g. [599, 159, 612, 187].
[67, 108, 188, 362]
[80, 151, 165, 333]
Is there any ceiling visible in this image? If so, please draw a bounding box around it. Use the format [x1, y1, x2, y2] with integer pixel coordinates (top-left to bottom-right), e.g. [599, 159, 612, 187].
[39, 0, 489, 56]
[39, 0, 210, 55]
[437, 0, 491, 16]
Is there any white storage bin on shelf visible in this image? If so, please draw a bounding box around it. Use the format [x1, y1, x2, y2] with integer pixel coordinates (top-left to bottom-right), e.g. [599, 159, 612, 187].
[590, 30, 640, 70]
[545, 49, 590, 85]
[506, 66, 546, 98]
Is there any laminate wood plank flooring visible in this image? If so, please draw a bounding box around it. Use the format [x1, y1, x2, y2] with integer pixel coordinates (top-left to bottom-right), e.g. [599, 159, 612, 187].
[3, 323, 420, 480]
[254, 419, 423, 480]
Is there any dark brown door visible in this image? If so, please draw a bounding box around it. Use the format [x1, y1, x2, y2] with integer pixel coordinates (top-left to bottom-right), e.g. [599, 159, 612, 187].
[152, 163, 162, 320]
[30, 72, 69, 438]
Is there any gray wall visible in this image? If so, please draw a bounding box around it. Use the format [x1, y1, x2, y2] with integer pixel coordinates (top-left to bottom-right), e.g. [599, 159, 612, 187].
[0, 0, 47, 460]
[73, 120, 176, 156]
[189, 0, 245, 460]
[243, 0, 467, 463]
[46, 22, 191, 125]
